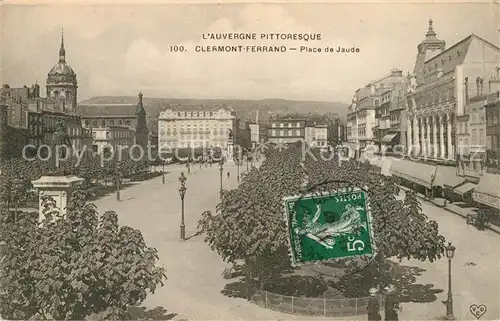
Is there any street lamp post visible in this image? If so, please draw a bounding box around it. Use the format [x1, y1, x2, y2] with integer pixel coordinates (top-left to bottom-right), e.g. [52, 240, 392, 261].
[178, 172, 187, 241]
[444, 242, 456, 320]
[236, 157, 240, 183]
[162, 160, 165, 184]
[218, 160, 224, 198]
[116, 172, 121, 201]
[12, 179, 23, 223]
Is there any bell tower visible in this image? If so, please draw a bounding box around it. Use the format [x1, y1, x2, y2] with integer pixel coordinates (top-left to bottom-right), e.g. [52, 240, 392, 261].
[412, 19, 446, 77]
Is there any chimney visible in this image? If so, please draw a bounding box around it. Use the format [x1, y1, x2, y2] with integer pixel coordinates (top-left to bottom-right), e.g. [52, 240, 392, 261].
[476, 77, 481, 96]
[480, 78, 484, 95]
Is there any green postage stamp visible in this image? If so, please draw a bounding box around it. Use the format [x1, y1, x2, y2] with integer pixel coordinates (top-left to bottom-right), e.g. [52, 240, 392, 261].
[283, 188, 375, 266]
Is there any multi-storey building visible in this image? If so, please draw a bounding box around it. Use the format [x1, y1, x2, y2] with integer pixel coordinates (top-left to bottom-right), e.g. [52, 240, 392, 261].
[485, 91, 500, 173]
[78, 92, 149, 149]
[158, 105, 236, 151]
[456, 92, 488, 183]
[405, 19, 500, 162]
[304, 122, 328, 148]
[348, 68, 405, 152]
[1, 31, 88, 159]
[471, 90, 500, 213]
[91, 126, 135, 155]
[249, 122, 260, 148]
[267, 117, 306, 144]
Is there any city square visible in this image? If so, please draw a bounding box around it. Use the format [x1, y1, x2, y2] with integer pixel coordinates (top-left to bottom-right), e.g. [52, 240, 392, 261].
[1, 2, 499, 321]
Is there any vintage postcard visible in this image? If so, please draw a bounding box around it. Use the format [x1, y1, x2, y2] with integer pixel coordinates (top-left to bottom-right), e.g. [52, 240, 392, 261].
[0, 1, 499, 321]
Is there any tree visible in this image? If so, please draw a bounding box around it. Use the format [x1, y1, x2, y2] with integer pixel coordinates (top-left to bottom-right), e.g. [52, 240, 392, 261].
[198, 143, 304, 298]
[200, 142, 446, 298]
[0, 187, 167, 320]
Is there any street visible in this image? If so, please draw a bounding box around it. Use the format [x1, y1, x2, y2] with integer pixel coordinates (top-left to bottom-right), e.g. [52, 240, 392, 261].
[92, 165, 500, 321]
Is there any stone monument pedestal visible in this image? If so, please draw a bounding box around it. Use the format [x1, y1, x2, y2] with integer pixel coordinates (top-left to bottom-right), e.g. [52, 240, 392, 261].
[31, 175, 84, 222]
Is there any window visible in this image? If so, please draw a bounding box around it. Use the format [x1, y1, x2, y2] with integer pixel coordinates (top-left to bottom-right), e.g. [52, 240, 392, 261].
[479, 129, 485, 146]
[271, 130, 276, 136]
[101, 120, 106, 127]
[296, 129, 300, 136]
[288, 130, 293, 136]
[471, 129, 477, 145]
[280, 130, 284, 136]
[296, 122, 301, 127]
[280, 123, 284, 128]
[84, 120, 89, 127]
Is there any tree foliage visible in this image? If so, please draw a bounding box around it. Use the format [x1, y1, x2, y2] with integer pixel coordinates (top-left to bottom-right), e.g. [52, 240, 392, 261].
[0, 188, 167, 320]
[199, 142, 446, 297]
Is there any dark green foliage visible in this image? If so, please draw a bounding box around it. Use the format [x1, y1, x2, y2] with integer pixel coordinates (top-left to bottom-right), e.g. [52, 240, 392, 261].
[0, 187, 167, 319]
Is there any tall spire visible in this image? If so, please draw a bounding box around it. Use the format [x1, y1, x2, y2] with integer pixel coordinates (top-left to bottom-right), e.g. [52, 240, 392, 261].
[59, 28, 66, 63]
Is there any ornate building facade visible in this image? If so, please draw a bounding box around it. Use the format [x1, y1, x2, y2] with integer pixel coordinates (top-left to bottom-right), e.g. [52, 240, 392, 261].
[405, 20, 500, 162]
[158, 105, 236, 151]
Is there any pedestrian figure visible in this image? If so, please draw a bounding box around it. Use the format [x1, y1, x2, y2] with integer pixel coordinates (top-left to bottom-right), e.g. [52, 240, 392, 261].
[227, 172, 230, 179]
[367, 287, 381, 321]
[384, 284, 400, 321]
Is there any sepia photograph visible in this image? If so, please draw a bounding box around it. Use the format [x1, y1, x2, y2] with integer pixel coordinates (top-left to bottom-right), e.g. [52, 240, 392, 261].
[0, 1, 499, 320]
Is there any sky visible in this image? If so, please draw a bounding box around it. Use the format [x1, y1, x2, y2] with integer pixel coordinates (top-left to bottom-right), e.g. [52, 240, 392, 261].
[1, 1, 499, 104]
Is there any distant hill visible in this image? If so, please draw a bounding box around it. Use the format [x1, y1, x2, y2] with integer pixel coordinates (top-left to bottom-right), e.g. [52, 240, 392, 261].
[78, 96, 349, 132]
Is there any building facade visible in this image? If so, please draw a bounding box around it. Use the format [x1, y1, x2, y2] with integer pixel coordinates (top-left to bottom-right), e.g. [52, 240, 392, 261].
[485, 91, 500, 174]
[78, 92, 149, 149]
[0, 31, 88, 159]
[406, 20, 500, 162]
[158, 105, 236, 151]
[91, 126, 135, 155]
[267, 117, 306, 144]
[305, 122, 328, 148]
[348, 68, 405, 151]
[456, 94, 488, 183]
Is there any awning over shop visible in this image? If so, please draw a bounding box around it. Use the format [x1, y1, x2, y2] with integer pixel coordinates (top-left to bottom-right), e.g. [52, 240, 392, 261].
[473, 173, 500, 210]
[382, 133, 399, 143]
[369, 157, 392, 176]
[389, 159, 436, 189]
[434, 165, 465, 188]
[454, 182, 477, 196]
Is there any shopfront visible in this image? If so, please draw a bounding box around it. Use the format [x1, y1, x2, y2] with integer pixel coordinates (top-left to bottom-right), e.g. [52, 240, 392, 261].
[389, 159, 436, 195]
[473, 173, 500, 214]
[434, 165, 465, 201]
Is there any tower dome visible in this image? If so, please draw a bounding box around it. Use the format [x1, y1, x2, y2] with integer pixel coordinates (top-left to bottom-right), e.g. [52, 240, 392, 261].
[46, 29, 78, 112]
[47, 29, 77, 85]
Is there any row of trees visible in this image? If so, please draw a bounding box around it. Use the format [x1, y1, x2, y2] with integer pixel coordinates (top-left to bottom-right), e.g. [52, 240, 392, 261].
[0, 153, 151, 208]
[199, 142, 446, 298]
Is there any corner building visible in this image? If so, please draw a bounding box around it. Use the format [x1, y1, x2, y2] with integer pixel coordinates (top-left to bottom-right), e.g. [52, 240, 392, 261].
[406, 19, 500, 162]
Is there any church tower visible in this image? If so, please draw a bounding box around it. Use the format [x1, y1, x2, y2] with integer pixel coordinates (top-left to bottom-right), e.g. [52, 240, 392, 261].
[46, 30, 78, 113]
[135, 92, 149, 148]
[412, 19, 446, 77]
